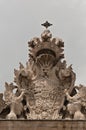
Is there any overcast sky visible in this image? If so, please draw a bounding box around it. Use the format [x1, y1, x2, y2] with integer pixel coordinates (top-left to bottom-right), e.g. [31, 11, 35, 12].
[0, 0, 86, 92]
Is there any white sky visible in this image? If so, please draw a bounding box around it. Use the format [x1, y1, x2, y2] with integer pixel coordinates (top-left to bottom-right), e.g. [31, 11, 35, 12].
[0, 0, 86, 92]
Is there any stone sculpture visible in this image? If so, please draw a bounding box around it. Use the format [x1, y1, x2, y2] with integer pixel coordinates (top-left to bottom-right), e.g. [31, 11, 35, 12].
[0, 21, 86, 120]
[65, 85, 86, 119]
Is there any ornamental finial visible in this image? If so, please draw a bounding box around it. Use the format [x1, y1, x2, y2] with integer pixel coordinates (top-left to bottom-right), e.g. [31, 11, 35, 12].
[41, 21, 52, 29]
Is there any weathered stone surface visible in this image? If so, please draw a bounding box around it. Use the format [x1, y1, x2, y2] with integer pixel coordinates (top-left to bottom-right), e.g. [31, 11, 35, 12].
[0, 120, 86, 130]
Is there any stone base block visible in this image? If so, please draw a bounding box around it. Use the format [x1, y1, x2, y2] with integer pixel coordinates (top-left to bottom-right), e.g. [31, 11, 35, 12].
[0, 120, 86, 130]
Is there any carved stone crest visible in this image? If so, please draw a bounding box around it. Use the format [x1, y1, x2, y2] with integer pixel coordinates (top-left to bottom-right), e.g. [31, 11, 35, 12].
[0, 22, 86, 120]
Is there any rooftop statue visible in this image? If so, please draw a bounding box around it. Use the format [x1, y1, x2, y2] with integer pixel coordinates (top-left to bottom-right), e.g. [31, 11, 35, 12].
[0, 21, 86, 120]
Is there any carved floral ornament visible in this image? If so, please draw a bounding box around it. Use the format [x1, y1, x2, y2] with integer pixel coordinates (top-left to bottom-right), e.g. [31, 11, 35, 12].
[0, 21, 86, 120]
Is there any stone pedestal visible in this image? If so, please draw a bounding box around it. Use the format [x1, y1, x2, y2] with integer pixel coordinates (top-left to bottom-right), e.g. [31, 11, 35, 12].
[0, 120, 86, 130]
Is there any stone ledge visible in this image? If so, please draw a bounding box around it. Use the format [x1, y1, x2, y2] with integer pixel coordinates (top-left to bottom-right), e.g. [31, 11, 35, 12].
[0, 120, 86, 130]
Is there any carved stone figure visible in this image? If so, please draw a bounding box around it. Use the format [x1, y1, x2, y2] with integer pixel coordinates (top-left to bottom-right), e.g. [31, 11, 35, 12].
[4, 83, 25, 119]
[0, 21, 86, 120]
[65, 85, 86, 119]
